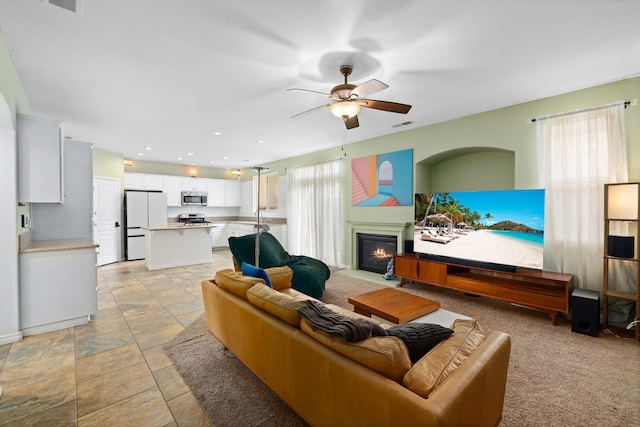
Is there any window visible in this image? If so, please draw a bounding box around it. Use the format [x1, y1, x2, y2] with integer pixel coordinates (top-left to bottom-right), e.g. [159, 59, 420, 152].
[253, 172, 278, 212]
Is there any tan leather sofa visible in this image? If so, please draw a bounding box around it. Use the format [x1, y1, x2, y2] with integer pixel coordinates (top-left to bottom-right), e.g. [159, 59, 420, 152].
[202, 269, 511, 427]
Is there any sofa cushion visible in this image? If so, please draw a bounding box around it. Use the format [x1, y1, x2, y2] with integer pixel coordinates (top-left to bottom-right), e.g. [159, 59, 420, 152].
[386, 323, 454, 363]
[264, 265, 293, 291]
[402, 319, 486, 398]
[241, 262, 272, 288]
[215, 269, 264, 300]
[301, 318, 412, 383]
[247, 284, 306, 328]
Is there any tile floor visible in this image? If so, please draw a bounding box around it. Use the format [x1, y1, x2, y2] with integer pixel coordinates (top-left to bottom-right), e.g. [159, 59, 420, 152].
[0, 249, 234, 426]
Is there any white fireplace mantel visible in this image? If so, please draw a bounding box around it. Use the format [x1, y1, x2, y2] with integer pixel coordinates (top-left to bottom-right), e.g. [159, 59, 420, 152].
[347, 221, 411, 270]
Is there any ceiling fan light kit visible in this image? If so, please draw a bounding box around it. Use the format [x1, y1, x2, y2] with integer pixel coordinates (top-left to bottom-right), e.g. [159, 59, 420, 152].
[290, 65, 412, 129]
[329, 101, 360, 118]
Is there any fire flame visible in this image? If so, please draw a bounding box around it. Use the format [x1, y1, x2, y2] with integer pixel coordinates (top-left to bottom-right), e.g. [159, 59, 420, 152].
[371, 248, 392, 258]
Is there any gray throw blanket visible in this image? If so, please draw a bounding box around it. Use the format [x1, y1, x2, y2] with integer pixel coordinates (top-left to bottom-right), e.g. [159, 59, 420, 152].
[298, 300, 387, 342]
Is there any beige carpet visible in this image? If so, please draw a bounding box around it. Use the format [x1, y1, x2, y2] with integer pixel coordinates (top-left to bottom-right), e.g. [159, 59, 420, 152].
[164, 270, 640, 426]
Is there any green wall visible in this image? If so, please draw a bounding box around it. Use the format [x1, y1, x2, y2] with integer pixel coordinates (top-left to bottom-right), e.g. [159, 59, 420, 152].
[428, 150, 515, 192]
[125, 159, 239, 180]
[261, 76, 640, 266]
[93, 147, 124, 181]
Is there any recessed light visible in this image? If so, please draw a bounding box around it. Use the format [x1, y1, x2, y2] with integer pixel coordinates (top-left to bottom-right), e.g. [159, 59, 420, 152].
[213, 131, 223, 136]
[187, 152, 194, 156]
[144, 146, 152, 151]
[257, 140, 264, 144]
[177, 157, 183, 160]
[137, 152, 144, 156]
[210, 160, 215, 164]
[223, 156, 229, 160]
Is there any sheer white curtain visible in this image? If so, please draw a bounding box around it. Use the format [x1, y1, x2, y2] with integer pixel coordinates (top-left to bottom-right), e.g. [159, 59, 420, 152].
[287, 160, 342, 267]
[536, 103, 629, 292]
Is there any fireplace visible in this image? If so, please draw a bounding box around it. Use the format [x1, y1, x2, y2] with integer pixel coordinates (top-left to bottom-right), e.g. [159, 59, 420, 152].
[357, 233, 397, 274]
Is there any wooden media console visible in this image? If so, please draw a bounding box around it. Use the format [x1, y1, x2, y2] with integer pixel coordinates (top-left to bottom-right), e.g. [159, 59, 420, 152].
[393, 254, 574, 325]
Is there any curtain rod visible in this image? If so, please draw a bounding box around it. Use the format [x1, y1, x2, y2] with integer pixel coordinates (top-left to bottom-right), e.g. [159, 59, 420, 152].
[529, 99, 636, 123]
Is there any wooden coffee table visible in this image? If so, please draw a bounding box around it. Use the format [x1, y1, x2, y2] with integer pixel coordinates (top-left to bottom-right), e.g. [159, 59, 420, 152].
[348, 288, 441, 324]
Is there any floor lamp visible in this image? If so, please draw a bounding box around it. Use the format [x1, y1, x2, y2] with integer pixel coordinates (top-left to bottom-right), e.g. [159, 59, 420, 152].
[250, 166, 269, 268]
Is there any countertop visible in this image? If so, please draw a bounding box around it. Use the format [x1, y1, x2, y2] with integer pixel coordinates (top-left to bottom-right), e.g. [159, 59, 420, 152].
[146, 223, 217, 231]
[19, 237, 99, 254]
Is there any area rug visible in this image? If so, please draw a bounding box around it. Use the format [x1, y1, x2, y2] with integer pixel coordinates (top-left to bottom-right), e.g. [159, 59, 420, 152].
[164, 271, 640, 426]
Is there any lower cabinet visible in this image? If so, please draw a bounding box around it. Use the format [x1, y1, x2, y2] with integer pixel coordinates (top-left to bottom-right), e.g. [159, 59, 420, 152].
[19, 247, 98, 336]
[226, 223, 255, 240]
[211, 223, 228, 248]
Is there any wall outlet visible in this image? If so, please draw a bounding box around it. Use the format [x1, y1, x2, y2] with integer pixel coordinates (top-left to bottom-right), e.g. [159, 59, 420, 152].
[21, 214, 30, 228]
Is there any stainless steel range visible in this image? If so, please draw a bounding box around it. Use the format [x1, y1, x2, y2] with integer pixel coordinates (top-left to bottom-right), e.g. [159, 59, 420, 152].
[178, 213, 211, 225]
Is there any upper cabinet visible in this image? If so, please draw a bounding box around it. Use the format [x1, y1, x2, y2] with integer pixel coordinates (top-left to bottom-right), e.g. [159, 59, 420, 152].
[124, 173, 241, 207]
[163, 176, 182, 207]
[182, 178, 207, 192]
[124, 173, 163, 191]
[207, 179, 241, 207]
[17, 114, 64, 203]
[224, 180, 241, 206]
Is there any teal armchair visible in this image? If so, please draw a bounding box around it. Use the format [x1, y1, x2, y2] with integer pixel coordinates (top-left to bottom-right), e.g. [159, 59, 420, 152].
[228, 232, 330, 298]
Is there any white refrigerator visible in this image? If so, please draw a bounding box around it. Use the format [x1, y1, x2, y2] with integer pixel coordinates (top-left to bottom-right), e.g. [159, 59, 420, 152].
[125, 190, 168, 260]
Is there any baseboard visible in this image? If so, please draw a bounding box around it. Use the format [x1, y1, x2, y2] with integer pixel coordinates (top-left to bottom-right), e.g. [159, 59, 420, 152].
[0, 331, 23, 345]
[21, 316, 89, 337]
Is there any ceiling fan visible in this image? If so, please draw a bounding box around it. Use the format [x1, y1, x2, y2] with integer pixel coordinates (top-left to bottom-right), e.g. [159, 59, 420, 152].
[288, 65, 412, 129]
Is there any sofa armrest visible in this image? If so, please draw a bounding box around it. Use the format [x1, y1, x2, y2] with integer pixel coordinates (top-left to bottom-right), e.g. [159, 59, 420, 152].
[426, 331, 511, 427]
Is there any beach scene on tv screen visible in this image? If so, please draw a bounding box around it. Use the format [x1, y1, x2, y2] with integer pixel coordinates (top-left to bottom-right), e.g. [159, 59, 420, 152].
[414, 189, 545, 270]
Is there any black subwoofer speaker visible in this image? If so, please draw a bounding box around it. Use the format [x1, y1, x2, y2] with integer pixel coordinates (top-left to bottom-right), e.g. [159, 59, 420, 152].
[571, 288, 600, 337]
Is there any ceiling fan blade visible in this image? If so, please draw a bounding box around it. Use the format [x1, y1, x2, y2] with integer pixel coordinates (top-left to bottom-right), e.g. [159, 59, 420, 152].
[291, 104, 330, 118]
[287, 88, 333, 98]
[359, 99, 412, 114]
[344, 115, 359, 129]
[350, 79, 388, 99]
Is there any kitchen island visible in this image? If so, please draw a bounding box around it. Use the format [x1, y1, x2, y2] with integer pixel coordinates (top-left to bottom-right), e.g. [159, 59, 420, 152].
[144, 223, 216, 270]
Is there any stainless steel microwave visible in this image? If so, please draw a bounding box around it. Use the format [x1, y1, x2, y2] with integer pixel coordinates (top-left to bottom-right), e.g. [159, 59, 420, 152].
[181, 191, 208, 206]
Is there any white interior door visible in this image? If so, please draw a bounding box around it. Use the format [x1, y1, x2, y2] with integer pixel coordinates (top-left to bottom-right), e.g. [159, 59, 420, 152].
[94, 177, 121, 265]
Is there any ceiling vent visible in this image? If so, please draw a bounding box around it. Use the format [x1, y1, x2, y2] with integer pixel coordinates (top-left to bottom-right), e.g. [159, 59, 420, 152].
[391, 121, 414, 128]
[47, 0, 82, 14]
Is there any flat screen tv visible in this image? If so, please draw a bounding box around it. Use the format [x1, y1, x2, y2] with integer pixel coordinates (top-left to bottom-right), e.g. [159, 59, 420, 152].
[413, 189, 545, 272]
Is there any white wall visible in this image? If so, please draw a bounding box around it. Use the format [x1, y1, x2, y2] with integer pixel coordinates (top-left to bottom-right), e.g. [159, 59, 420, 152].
[0, 94, 21, 344]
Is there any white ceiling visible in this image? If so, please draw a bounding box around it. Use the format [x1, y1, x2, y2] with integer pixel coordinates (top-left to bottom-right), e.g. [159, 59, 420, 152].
[1, 0, 639, 169]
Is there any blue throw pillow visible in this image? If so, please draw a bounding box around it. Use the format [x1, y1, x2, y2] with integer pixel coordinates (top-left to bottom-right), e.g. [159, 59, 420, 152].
[241, 262, 272, 288]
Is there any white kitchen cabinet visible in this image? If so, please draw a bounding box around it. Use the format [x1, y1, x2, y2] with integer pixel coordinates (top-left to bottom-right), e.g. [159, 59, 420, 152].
[143, 175, 164, 191]
[163, 176, 182, 207]
[207, 179, 225, 206]
[124, 173, 165, 191]
[19, 246, 98, 336]
[211, 223, 228, 248]
[224, 180, 241, 206]
[207, 179, 241, 207]
[182, 178, 207, 192]
[226, 223, 255, 239]
[17, 114, 64, 203]
[124, 173, 144, 190]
